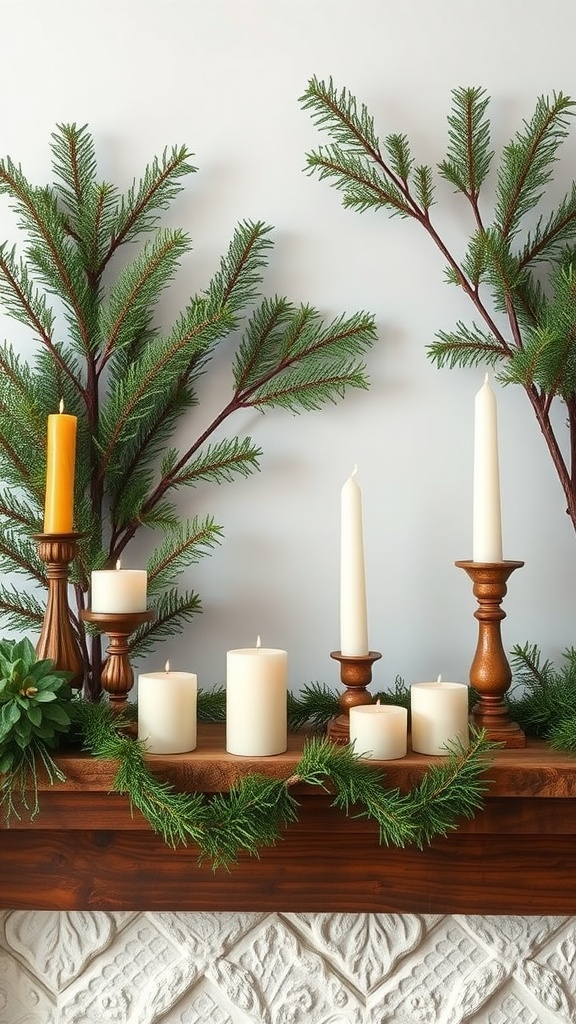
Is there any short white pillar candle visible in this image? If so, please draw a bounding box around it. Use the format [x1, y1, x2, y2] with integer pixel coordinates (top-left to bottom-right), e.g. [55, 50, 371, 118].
[91, 560, 147, 613]
[137, 664, 197, 754]
[349, 703, 408, 760]
[410, 678, 470, 755]
[226, 639, 288, 756]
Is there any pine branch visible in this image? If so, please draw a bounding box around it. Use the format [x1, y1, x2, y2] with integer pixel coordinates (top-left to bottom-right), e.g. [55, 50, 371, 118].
[300, 76, 382, 157]
[0, 157, 93, 354]
[237, 306, 375, 408]
[494, 92, 576, 242]
[510, 642, 556, 690]
[287, 683, 339, 731]
[438, 86, 493, 207]
[301, 79, 576, 535]
[206, 219, 274, 318]
[146, 517, 223, 596]
[98, 299, 235, 489]
[129, 588, 203, 660]
[98, 228, 192, 369]
[0, 584, 45, 632]
[96, 144, 197, 273]
[520, 181, 576, 267]
[51, 122, 98, 216]
[169, 437, 263, 488]
[0, 531, 45, 584]
[428, 321, 508, 370]
[197, 687, 226, 722]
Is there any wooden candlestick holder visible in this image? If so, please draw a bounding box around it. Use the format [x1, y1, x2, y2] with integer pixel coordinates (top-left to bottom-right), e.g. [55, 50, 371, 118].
[80, 609, 155, 713]
[33, 532, 85, 689]
[326, 650, 382, 745]
[455, 559, 525, 747]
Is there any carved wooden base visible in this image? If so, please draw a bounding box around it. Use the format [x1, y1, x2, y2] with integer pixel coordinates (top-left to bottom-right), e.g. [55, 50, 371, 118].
[81, 609, 155, 713]
[33, 532, 85, 689]
[327, 650, 382, 745]
[456, 559, 526, 748]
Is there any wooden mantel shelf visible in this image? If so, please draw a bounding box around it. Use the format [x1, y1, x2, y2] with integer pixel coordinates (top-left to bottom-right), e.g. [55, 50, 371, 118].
[2, 726, 576, 914]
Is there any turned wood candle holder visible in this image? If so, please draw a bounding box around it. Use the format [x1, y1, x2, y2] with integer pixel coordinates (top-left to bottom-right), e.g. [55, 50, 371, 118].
[326, 650, 382, 745]
[455, 559, 525, 747]
[33, 532, 85, 689]
[80, 609, 155, 714]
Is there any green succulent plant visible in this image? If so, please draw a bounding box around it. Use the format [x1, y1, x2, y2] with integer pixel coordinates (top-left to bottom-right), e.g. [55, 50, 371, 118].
[0, 636, 74, 822]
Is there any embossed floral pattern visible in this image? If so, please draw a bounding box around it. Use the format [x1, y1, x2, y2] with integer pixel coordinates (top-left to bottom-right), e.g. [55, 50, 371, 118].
[0, 911, 575, 1023]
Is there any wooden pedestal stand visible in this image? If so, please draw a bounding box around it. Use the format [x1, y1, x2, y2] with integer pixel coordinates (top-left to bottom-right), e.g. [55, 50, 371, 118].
[80, 609, 155, 714]
[455, 559, 525, 748]
[326, 650, 382, 744]
[33, 532, 84, 689]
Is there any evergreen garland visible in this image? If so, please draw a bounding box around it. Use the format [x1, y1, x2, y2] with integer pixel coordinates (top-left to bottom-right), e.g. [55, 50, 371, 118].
[300, 79, 576, 538]
[70, 698, 495, 867]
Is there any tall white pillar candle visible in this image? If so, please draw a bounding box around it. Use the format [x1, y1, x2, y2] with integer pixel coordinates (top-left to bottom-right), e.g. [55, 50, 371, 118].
[473, 374, 503, 562]
[91, 561, 147, 612]
[349, 703, 407, 760]
[226, 640, 288, 756]
[137, 664, 197, 754]
[340, 467, 369, 656]
[411, 678, 469, 755]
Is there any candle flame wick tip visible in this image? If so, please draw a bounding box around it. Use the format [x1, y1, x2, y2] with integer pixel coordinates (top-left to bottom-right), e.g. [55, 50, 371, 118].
[437, 674, 442, 684]
[165, 660, 170, 673]
[256, 635, 261, 649]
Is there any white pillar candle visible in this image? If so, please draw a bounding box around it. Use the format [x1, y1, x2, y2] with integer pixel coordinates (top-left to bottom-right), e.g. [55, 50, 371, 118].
[411, 677, 470, 755]
[340, 467, 369, 656]
[226, 639, 288, 756]
[349, 703, 407, 760]
[91, 560, 147, 613]
[473, 374, 503, 562]
[137, 663, 197, 754]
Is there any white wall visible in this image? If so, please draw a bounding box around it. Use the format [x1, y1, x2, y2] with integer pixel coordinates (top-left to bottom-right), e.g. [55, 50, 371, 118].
[2, 0, 576, 695]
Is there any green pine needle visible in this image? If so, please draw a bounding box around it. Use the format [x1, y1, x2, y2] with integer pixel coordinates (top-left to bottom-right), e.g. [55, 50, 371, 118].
[63, 692, 498, 869]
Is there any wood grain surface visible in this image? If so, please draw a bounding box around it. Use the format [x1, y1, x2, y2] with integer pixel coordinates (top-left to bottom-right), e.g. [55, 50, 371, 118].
[1, 727, 576, 913]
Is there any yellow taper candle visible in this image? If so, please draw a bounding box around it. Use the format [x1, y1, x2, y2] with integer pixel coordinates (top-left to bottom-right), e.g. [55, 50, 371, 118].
[43, 400, 77, 533]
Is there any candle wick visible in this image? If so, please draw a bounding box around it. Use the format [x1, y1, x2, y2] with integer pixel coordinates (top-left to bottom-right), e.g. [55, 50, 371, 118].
[165, 660, 170, 674]
[256, 635, 261, 650]
[437, 674, 442, 685]
[351, 464, 358, 478]
[58, 397, 64, 414]
[483, 371, 489, 385]
[115, 558, 122, 570]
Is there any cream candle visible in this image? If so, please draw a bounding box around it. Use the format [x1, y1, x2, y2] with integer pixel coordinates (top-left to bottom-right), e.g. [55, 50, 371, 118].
[91, 560, 147, 613]
[410, 677, 469, 755]
[340, 467, 369, 656]
[137, 662, 197, 754]
[473, 374, 503, 562]
[349, 702, 407, 760]
[226, 638, 288, 756]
